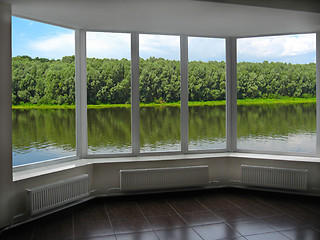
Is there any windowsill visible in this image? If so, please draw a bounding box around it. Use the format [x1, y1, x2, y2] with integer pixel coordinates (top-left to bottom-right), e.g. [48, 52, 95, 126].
[228, 152, 320, 163]
[13, 152, 320, 182]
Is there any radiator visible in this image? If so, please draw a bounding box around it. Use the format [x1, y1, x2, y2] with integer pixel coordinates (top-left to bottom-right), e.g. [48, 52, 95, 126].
[27, 174, 90, 215]
[120, 165, 209, 191]
[242, 165, 308, 191]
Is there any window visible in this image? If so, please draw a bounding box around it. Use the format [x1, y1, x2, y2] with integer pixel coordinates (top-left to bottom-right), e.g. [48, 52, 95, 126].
[237, 34, 316, 154]
[86, 32, 131, 154]
[12, 16, 76, 166]
[12, 25, 319, 168]
[139, 34, 181, 152]
[188, 37, 226, 150]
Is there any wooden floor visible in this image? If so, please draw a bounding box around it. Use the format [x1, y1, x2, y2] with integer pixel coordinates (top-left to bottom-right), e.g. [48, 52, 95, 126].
[1, 188, 320, 240]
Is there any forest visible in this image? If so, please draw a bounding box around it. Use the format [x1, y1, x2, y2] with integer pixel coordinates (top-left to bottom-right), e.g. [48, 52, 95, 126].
[11, 55, 316, 105]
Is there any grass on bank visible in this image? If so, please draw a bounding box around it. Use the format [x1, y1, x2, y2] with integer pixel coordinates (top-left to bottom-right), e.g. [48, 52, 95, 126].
[12, 97, 316, 110]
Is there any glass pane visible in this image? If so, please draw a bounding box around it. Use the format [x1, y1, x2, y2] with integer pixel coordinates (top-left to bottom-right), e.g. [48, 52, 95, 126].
[139, 34, 181, 152]
[87, 32, 131, 154]
[12, 17, 76, 166]
[237, 33, 316, 153]
[188, 37, 226, 150]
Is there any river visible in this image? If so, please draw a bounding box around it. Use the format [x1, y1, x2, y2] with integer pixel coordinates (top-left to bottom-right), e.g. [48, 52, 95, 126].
[12, 103, 316, 166]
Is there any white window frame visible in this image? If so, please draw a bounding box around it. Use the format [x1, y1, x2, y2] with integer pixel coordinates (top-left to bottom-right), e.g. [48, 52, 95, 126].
[235, 33, 319, 157]
[12, 18, 320, 171]
[85, 32, 320, 158]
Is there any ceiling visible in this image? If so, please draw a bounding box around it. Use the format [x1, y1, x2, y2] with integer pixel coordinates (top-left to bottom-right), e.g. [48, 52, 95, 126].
[199, 0, 320, 14]
[2, 0, 320, 37]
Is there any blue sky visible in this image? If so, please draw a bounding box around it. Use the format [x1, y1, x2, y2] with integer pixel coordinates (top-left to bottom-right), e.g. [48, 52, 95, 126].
[12, 16, 316, 64]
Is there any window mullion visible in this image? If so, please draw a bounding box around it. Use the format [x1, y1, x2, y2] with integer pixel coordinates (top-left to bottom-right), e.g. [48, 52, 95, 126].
[226, 37, 237, 152]
[131, 32, 140, 156]
[180, 35, 189, 153]
[75, 29, 88, 158]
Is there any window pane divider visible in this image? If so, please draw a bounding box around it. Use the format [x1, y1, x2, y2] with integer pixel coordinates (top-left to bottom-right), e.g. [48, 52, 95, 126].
[75, 29, 88, 158]
[226, 37, 237, 152]
[131, 32, 140, 156]
[180, 35, 188, 153]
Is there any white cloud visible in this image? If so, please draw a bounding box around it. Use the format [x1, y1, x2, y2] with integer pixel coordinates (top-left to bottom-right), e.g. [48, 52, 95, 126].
[189, 37, 225, 62]
[139, 35, 225, 61]
[27, 31, 316, 63]
[282, 35, 315, 56]
[87, 32, 131, 59]
[238, 33, 316, 63]
[89, 33, 181, 60]
[29, 32, 75, 59]
[140, 34, 180, 60]
[87, 33, 180, 60]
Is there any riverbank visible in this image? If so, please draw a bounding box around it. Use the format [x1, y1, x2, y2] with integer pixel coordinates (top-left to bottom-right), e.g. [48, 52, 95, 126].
[12, 97, 316, 109]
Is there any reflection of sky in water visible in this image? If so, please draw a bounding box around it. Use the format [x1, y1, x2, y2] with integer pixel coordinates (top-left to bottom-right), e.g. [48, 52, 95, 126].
[88, 144, 131, 154]
[189, 139, 226, 150]
[13, 132, 316, 166]
[141, 140, 181, 153]
[238, 132, 316, 153]
[13, 144, 76, 166]
[13, 141, 74, 154]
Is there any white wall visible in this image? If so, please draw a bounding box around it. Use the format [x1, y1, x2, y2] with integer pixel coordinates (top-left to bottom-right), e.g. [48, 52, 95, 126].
[0, 2, 14, 228]
[12, 165, 94, 222]
[91, 157, 320, 193]
[227, 157, 320, 190]
[0, 154, 319, 229]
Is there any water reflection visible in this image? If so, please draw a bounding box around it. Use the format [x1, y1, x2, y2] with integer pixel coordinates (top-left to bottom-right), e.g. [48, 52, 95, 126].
[12, 103, 316, 166]
[237, 103, 316, 153]
[189, 105, 226, 150]
[140, 106, 181, 152]
[88, 108, 131, 154]
[12, 109, 76, 166]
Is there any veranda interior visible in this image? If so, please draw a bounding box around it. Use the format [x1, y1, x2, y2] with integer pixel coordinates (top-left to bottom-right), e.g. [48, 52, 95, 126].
[0, 0, 320, 230]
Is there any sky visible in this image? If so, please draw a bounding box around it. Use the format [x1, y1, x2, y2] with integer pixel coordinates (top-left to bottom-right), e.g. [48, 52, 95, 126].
[12, 16, 316, 64]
